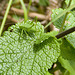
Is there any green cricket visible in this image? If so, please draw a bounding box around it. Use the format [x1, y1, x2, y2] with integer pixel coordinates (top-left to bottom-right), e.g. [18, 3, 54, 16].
[19, 17, 37, 36]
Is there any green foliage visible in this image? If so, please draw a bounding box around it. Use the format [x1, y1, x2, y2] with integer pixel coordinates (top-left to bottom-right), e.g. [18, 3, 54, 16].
[45, 71, 53, 75]
[19, 20, 38, 32]
[51, 8, 65, 29]
[58, 57, 75, 75]
[65, 0, 75, 6]
[18, 20, 44, 43]
[0, 0, 75, 74]
[60, 39, 75, 61]
[71, 11, 75, 17]
[51, 7, 75, 74]
[0, 20, 60, 75]
[51, 8, 75, 48]
[0, 0, 12, 36]
[39, 0, 50, 6]
[20, 0, 28, 21]
[35, 31, 58, 44]
[58, 39, 75, 75]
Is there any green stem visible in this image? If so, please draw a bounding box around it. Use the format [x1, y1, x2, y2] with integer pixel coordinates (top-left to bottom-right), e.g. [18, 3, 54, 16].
[0, 0, 12, 36]
[67, 0, 72, 8]
[59, 0, 72, 32]
[20, 0, 28, 22]
[44, 4, 75, 29]
[27, 0, 32, 14]
[59, 12, 68, 32]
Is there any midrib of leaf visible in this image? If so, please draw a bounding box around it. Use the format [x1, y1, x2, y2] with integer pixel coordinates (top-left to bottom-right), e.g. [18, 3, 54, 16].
[59, 0, 72, 32]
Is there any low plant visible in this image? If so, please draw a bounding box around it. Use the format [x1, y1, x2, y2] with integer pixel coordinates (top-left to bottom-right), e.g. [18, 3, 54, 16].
[0, 0, 75, 75]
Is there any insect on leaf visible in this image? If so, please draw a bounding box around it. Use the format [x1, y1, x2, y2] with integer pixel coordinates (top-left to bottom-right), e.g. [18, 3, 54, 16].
[0, 20, 60, 75]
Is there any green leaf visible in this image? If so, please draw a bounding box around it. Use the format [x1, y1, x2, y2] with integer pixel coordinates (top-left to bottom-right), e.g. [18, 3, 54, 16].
[63, 12, 75, 48]
[51, 9, 75, 29]
[35, 31, 58, 44]
[8, 20, 44, 43]
[0, 20, 60, 75]
[65, 0, 75, 6]
[51, 8, 75, 48]
[58, 39, 75, 75]
[45, 71, 53, 75]
[51, 8, 65, 29]
[71, 11, 75, 17]
[60, 39, 75, 61]
[58, 56, 75, 75]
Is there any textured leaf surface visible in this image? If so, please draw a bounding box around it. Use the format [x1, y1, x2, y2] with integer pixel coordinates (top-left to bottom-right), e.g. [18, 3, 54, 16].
[0, 20, 60, 75]
[51, 8, 75, 48]
[58, 57, 75, 75]
[62, 13, 75, 48]
[51, 8, 65, 29]
[15, 20, 44, 41]
[35, 31, 58, 44]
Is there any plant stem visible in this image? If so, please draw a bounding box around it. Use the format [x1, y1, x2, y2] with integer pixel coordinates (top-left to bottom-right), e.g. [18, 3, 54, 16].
[44, 4, 75, 29]
[0, 0, 12, 36]
[67, 0, 72, 8]
[56, 27, 75, 39]
[59, 13, 68, 32]
[59, 0, 72, 32]
[20, 0, 28, 22]
[27, 0, 32, 14]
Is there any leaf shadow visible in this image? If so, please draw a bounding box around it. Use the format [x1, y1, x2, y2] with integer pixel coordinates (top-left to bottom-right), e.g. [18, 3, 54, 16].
[33, 37, 53, 53]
